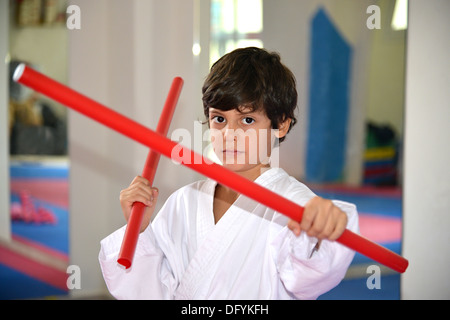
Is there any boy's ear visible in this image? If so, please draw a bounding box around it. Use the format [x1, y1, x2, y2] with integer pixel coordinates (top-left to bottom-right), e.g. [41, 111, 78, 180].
[275, 118, 292, 139]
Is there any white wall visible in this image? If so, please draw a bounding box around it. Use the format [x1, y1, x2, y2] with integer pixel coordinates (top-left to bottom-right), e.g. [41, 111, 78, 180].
[263, 0, 375, 185]
[68, 0, 202, 297]
[401, 0, 450, 299]
[0, 0, 11, 242]
[365, 0, 406, 137]
[9, 6, 68, 120]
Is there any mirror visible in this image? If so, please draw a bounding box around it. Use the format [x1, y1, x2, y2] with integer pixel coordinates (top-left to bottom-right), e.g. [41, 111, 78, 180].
[209, 0, 406, 299]
[1, 0, 69, 300]
[0, 0, 407, 300]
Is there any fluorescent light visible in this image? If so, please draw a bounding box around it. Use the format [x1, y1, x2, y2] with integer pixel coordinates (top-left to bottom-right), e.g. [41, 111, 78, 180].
[392, 0, 408, 30]
[192, 43, 201, 56]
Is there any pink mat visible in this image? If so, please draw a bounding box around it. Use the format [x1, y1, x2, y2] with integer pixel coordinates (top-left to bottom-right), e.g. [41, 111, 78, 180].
[10, 179, 68, 209]
[358, 213, 401, 243]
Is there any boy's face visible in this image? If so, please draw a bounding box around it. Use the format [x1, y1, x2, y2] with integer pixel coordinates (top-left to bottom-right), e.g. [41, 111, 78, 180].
[208, 107, 277, 175]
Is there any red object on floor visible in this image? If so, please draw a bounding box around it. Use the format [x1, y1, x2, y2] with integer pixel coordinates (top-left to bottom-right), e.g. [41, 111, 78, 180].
[11, 191, 57, 225]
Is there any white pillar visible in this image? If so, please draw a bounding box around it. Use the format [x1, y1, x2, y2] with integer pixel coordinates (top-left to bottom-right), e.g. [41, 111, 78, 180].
[68, 0, 202, 297]
[0, 0, 11, 242]
[401, 0, 450, 299]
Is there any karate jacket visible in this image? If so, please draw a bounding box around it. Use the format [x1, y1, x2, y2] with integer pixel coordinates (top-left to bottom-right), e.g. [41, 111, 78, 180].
[99, 167, 359, 299]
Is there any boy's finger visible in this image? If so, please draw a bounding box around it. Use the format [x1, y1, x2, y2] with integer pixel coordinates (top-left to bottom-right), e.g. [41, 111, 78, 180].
[130, 175, 150, 187]
[287, 220, 301, 236]
[316, 214, 335, 240]
[328, 213, 348, 241]
[299, 206, 315, 233]
[123, 188, 153, 206]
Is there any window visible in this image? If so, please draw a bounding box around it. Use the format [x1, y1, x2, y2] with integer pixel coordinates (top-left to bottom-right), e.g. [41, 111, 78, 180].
[210, 0, 263, 66]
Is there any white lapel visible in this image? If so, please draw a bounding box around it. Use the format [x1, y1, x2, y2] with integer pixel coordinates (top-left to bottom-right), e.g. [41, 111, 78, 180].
[175, 180, 259, 299]
[174, 168, 285, 299]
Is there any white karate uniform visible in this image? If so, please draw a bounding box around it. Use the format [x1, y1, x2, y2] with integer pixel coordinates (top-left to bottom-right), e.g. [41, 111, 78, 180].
[99, 167, 359, 300]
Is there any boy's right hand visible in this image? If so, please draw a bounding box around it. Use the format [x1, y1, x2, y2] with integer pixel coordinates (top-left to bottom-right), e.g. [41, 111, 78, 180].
[119, 176, 159, 233]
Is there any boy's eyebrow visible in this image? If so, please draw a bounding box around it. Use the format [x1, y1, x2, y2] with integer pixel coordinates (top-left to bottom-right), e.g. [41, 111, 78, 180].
[239, 107, 265, 116]
[208, 107, 261, 116]
[238, 108, 255, 115]
[208, 108, 224, 115]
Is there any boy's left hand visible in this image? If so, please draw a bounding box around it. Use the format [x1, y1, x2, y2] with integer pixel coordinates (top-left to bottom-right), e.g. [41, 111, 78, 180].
[287, 196, 348, 241]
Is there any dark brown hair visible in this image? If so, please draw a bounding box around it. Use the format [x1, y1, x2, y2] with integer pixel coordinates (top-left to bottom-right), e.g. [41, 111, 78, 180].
[202, 47, 298, 142]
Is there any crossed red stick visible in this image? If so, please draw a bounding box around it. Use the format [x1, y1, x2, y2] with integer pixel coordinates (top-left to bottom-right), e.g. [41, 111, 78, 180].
[13, 64, 408, 273]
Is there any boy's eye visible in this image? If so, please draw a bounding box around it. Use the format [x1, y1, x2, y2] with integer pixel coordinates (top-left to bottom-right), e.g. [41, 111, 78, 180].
[242, 117, 255, 125]
[212, 116, 226, 124]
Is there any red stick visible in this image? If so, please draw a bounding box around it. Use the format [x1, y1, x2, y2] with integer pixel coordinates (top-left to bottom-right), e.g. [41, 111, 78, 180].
[117, 77, 183, 269]
[13, 64, 409, 273]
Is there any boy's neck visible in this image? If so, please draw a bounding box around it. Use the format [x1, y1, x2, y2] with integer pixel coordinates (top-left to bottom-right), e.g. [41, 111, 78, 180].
[240, 163, 271, 181]
[213, 164, 270, 224]
[216, 163, 271, 198]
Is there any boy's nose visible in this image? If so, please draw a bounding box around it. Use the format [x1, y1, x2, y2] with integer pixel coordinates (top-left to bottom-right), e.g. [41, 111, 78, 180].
[223, 124, 239, 142]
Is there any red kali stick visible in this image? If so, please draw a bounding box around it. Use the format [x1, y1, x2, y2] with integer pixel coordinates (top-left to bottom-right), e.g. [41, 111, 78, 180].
[117, 77, 183, 268]
[13, 64, 409, 273]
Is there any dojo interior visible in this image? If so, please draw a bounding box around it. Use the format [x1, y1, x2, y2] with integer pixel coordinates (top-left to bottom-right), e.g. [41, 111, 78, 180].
[0, 0, 449, 300]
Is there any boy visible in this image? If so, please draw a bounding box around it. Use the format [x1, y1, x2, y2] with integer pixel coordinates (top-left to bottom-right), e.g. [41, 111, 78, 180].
[99, 47, 359, 299]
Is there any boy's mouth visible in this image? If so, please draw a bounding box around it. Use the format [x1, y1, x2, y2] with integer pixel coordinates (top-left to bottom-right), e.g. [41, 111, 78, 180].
[223, 149, 244, 154]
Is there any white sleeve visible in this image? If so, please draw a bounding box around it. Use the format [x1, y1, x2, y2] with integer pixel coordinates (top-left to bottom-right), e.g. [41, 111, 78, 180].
[98, 223, 176, 300]
[274, 200, 359, 300]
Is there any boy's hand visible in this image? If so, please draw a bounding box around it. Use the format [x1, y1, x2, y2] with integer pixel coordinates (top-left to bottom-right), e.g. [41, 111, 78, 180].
[119, 176, 159, 233]
[287, 196, 348, 241]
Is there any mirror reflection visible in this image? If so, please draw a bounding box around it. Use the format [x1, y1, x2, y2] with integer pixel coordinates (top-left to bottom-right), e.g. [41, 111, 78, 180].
[0, 0, 406, 300]
[209, 0, 406, 300]
[2, 0, 69, 299]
